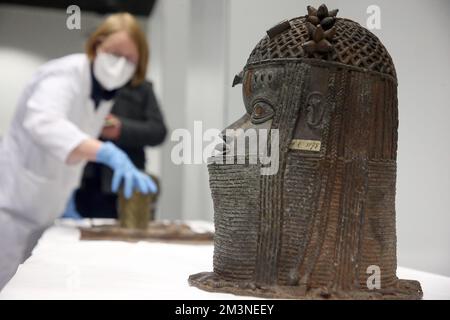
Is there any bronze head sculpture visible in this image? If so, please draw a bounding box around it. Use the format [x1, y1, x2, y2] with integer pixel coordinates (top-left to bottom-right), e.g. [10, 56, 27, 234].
[189, 4, 422, 299]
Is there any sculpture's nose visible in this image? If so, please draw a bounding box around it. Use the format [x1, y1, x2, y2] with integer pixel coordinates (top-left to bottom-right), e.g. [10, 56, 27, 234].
[214, 139, 230, 154]
[215, 113, 252, 155]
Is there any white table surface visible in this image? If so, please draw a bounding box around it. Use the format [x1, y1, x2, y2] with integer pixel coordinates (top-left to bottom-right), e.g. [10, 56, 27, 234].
[1, 219, 449, 300]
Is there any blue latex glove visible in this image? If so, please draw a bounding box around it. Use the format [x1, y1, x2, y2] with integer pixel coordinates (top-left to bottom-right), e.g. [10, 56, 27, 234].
[96, 142, 157, 199]
[61, 193, 83, 220]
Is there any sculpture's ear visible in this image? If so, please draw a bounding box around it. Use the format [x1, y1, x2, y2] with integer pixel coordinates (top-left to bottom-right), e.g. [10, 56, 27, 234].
[232, 70, 244, 87]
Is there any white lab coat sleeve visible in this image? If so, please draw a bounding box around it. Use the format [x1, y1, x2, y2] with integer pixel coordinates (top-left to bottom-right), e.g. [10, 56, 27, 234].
[23, 72, 90, 163]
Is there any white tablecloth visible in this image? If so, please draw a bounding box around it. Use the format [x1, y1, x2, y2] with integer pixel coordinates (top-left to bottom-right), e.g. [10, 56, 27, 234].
[1, 220, 449, 300]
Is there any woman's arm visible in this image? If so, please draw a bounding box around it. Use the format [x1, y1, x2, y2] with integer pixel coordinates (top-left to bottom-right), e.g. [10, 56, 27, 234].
[23, 73, 95, 164]
[66, 138, 102, 165]
[68, 139, 157, 197]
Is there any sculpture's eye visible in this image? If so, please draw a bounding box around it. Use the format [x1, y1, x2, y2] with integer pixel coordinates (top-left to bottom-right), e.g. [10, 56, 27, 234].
[250, 101, 274, 124]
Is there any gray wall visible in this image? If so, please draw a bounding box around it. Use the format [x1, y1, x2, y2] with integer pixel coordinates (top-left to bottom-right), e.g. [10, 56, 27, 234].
[148, 0, 228, 222]
[0, 0, 449, 277]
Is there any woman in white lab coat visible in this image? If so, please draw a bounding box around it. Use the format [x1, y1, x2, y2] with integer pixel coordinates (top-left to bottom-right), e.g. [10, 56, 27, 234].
[0, 13, 156, 289]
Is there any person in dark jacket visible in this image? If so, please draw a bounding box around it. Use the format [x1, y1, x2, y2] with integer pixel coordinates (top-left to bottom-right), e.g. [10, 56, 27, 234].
[74, 80, 167, 218]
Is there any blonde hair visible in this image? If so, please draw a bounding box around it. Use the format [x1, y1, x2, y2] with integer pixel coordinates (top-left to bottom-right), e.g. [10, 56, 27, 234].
[86, 12, 149, 86]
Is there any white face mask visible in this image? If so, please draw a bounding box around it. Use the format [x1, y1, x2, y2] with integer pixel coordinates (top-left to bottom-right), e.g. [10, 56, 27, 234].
[93, 52, 136, 90]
